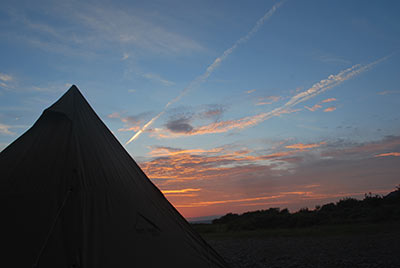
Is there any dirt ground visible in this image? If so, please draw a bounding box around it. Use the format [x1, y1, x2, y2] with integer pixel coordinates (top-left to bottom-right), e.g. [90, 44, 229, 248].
[205, 229, 400, 268]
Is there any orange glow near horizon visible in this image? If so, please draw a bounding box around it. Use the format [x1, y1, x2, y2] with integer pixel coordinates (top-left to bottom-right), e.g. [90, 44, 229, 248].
[174, 189, 394, 219]
[136, 136, 400, 219]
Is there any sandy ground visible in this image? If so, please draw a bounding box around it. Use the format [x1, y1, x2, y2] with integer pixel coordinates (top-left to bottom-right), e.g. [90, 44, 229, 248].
[206, 231, 400, 268]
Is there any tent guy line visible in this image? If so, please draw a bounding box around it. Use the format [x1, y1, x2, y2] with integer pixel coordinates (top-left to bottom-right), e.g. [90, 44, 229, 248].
[125, 0, 286, 145]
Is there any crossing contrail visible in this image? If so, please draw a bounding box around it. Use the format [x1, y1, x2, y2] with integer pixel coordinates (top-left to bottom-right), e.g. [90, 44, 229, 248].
[126, 0, 286, 145]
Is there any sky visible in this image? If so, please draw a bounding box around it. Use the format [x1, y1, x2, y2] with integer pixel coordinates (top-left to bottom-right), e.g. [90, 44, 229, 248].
[1, 0, 400, 219]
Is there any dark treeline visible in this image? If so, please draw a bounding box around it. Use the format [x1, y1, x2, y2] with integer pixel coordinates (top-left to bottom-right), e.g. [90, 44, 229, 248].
[209, 187, 400, 231]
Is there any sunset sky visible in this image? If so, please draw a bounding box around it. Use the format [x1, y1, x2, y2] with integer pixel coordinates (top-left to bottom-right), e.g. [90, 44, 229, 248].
[1, 0, 400, 219]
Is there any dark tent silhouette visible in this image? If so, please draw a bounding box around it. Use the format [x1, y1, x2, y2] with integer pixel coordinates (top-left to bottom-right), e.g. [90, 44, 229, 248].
[0, 85, 229, 268]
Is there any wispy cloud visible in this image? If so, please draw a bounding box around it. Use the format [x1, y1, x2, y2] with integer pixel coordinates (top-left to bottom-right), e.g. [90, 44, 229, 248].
[321, 98, 337, 103]
[285, 57, 387, 108]
[121, 53, 130, 61]
[161, 188, 201, 194]
[147, 136, 399, 217]
[73, 4, 203, 54]
[0, 73, 13, 82]
[172, 140, 398, 215]
[0, 121, 29, 136]
[152, 57, 386, 139]
[285, 142, 325, 150]
[378, 90, 400, 95]
[158, 105, 225, 135]
[256, 96, 281, 105]
[31, 83, 71, 92]
[322, 136, 400, 160]
[375, 152, 400, 157]
[141, 73, 175, 86]
[305, 98, 336, 112]
[246, 89, 257, 94]
[305, 104, 322, 112]
[151, 108, 299, 138]
[143, 136, 399, 216]
[109, 111, 152, 132]
[108, 112, 120, 119]
[148, 146, 223, 157]
[174, 189, 392, 208]
[0, 72, 15, 90]
[317, 55, 352, 65]
[126, 0, 286, 144]
[178, 190, 370, 208]
[139, 140, 327, 183]
[324, 106, 336, 112]
[8, 2, 203, 56]
[179, 195, 284, 207]
[0, 123, 15, 135]
[199, 105, 225, 120]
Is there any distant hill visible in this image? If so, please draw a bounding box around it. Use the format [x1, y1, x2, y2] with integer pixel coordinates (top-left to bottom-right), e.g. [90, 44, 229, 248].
[199, 187, 400, 232]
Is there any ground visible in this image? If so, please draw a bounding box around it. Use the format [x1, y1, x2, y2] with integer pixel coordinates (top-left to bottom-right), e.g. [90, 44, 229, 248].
[200, 222, 400, 268]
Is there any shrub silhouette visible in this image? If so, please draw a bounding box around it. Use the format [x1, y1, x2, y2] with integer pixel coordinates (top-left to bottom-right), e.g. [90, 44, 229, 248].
[208, 187, 400, 231]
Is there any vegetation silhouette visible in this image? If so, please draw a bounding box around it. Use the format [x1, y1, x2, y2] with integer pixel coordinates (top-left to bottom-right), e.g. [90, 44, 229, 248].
[197, 186, 400, 232]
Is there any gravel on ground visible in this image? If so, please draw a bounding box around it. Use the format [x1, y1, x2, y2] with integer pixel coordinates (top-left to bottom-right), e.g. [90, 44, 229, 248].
[206, 231, 400, 268]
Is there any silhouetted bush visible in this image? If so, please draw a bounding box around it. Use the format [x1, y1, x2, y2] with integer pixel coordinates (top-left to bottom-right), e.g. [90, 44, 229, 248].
[207, 187, 400, 231]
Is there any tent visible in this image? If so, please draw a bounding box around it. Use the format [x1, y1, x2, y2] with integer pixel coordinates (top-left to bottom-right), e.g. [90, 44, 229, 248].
[0, 85, 229, 268]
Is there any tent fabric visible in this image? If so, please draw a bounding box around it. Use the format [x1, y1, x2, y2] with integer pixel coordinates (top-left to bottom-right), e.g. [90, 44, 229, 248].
[0, 85, 229, 268]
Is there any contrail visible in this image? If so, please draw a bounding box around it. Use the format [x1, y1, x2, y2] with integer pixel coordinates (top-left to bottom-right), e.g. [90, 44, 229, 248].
[243, 56, 390, 125]
[149, 55, 390, 138]
[126, 0, 286, 145]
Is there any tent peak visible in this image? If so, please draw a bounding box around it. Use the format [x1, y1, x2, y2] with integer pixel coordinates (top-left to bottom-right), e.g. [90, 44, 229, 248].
[68, 84, 79, 92]
[64, 84, 82, 96]
[44, 84, 92, 121]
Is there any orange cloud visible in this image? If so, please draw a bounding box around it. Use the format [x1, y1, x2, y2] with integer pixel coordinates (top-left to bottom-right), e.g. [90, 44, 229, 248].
[285, 142, 325, 150]
[163, 148, 398, 218]
[322, 136, 400, 159]
[148, 146, 223, 157]
[324, 106, 336, 112]
[321, 98, 337, 103]
[129, 57, 387, 146]
[140, 145, 299, 181]
[280, 191, 313, 195]
[374, 152, 400, 157]
[108, 112, 145, 132]
[118, 126, 141, 132]
[176, 194, 284, 207]
[161, 188, 201, 194]
[108, 112, 120, 118]
[175, 189, 385, 209]
[303, 184, 320, 188]
[256, 96, 281, 105]
[305, 98, 336, 112]
[258, 151, 297, 159]
[141, 137, 400, 218]
[246, 89, 256, 94]
[305, 104, 322, 112]
[152, 108, 300, 138]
